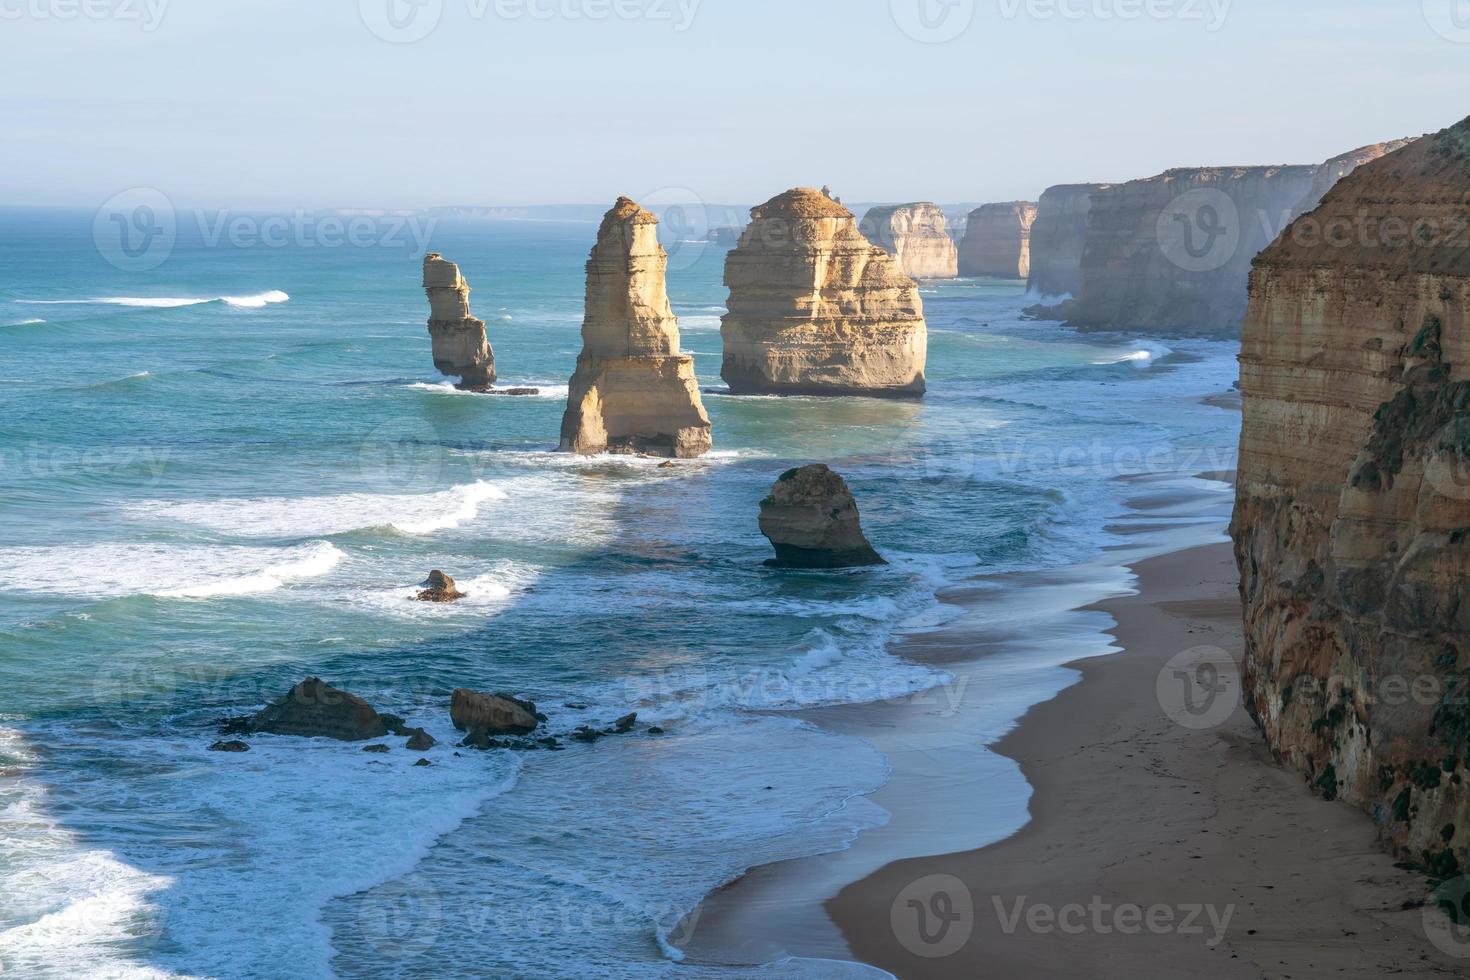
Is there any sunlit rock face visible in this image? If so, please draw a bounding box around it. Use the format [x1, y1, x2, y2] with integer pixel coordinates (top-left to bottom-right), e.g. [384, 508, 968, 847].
[720, 188, 928, 398]
[958, 202, 1039, 279]
[1232, 118, 1470, 873]
[559, 198, 711, 458]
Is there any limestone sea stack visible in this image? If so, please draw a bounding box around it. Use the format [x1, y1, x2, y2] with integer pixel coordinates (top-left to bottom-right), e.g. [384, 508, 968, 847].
[1026, 183, 1109, 298]
[1065, 165, 1320, 336]
[721, 189, 928, 397]
[423, 253, 495, 390]
[758, 464, 885, 568]
[858, 203, 959, 280]
[958, 202, 1039, 279]
[558, 198, 712, 458]
[1232, 117, 1470, 872]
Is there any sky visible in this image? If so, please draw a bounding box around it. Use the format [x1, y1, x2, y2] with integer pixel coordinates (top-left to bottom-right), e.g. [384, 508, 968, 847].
[2, 0, 1468, 210]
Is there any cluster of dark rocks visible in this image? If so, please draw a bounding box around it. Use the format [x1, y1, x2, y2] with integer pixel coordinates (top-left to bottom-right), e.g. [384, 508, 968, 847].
[209, 677, 656, 758]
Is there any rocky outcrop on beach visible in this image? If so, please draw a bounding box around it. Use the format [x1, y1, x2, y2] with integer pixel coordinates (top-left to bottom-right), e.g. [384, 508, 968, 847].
[1232, 117, 1470, 872]
[721, 189, 928, 397]
[559, 198, 712, 458]
[1065, 165, 1320, 336]
[244, 678, 390, 741]
[1027, 184, 1109, 298]
[413, 570, 465, 603]
[758, 464, 885, 568]
[424, 253, 496, 390]
[451, 688, 542, 743]
[958, 202, 1039, 279]
[858, 203, 959, 280]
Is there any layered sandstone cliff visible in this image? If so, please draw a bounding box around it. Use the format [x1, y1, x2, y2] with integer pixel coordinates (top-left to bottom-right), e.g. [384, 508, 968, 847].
[759, 464, 885, 568]
[1066, 165, 1320, 336]
[958, 202, 1039, 279]
[1027, 183, 1108, 298]
[1232, 117, 1470, 874]
[423, 253, 496, 389]
[858, 203, 958, 280]
[721, 189, 928, 397]
[559, 198, 712, 458]
[1296, 139, 1416, 216]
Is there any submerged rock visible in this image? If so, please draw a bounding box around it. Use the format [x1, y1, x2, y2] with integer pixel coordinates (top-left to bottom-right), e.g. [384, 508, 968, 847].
[559, 197, 712, 458]
[450, 689, 540, 739]
[758, 464, 885, 569]
[413, 570, 466, 603]
[720, 188, 927, 398]
[859, 203, 959, 280]
[423, 252, 496, 390]
[245, 678, 390, 742]
[209, 740, 250, 753]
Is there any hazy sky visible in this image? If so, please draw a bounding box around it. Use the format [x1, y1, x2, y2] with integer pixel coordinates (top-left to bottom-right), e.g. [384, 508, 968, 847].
[3, 0, 1468, 209]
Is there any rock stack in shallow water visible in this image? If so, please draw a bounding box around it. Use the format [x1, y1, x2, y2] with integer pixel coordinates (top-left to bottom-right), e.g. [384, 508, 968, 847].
[1231, 116, 1470, 873]
[721, 189, 928, 398]
[759, 464, 885, 568]
[1027, 183, 1109, 298]
[858, 203, 958, 280]
[559, 198, 712, 458]
[423, 253, 495, 390]
[958, 202, 1039, 279]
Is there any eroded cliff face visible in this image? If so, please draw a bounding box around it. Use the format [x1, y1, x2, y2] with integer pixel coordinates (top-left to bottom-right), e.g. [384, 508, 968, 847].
[559, 198, 712, 458]
[721, 189, 928, 397]
[958, 202, 1039, 279]
[858, 203, 958, 280]
[1067, 165, 1320, 336]
[423, 253, 496, 389]
[1232, 118, 1470, 874]
[1027, 183, 1108, 298]
[1296, 139, 1416, 216]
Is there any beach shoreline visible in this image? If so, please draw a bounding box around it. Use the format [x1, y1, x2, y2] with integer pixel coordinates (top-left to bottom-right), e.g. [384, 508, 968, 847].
[681, 491, 1466, 978]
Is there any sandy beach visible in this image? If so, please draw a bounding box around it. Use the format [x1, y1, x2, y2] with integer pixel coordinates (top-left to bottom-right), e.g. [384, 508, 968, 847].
[682, 482, 1467, 978]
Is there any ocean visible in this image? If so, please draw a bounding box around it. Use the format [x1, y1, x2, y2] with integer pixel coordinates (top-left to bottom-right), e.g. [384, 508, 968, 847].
[0, 207, 1241, 978]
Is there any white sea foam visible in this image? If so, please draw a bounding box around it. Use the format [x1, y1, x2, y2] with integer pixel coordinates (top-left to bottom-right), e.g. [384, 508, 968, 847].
[404, 380, 569, 399]
[4, 318, 46, 326]
[19, 291, 289, 310]
[1093, 340, 1173, 368]
[0, 541, 344, 600]
[127, 480, 509, 539]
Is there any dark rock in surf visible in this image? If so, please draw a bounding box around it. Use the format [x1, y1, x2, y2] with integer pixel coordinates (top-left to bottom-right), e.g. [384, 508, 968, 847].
[246, 678, 390, 742]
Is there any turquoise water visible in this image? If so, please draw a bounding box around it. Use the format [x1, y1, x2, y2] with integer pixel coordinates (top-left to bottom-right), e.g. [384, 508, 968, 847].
[0, 208, 1241, 978]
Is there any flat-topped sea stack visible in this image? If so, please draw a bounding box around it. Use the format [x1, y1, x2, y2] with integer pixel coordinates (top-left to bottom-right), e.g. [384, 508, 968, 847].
[958, 202, 1039, 279]
[1027, 183, 1109, 298]
[559, 198, 712, 458]
[423, 253, 496, 390]
[1066, 165, 1320, 336]
[721, 189, 928, 398]
[1232, 117, 1470, 872]
[759, 464, 885, 569]
[858, 203, 958, 280]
